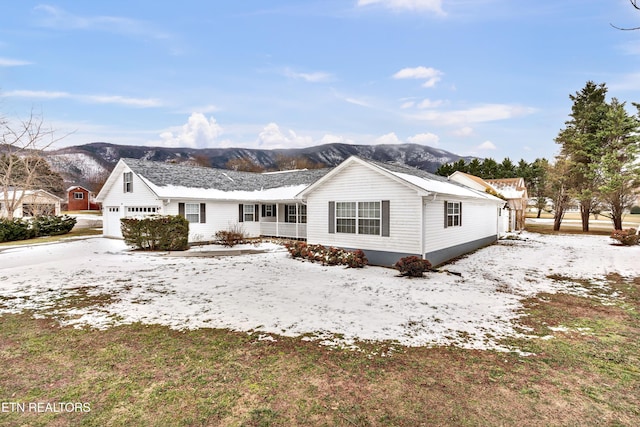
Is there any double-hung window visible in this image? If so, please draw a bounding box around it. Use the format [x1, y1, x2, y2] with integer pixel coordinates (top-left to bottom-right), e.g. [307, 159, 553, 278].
[123, 172, 133, 193]
[185, 203, 200, 223]
[74, 192, 84, 200]
[243, 204, 255, 222]
[336, 202, 356, 233]
[446, 201, 461, 227]
[357, 202, 381, 235]
[336, 201, 381, 235]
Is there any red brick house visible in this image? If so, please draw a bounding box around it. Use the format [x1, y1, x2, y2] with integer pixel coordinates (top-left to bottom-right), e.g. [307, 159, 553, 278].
[67, 186, 101, 211]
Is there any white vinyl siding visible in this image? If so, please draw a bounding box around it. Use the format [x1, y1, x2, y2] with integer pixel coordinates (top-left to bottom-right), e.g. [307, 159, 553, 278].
[305, 162, 422, 255]
[423, 199, 499, 254]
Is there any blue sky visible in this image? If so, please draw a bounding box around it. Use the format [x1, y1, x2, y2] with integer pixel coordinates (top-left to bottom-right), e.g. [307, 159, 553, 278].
[1, 0, 640, 162]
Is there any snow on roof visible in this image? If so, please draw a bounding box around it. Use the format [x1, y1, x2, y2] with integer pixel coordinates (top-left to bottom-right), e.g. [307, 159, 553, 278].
[368, 160, 503, 201]
[123, 158, 330, 198]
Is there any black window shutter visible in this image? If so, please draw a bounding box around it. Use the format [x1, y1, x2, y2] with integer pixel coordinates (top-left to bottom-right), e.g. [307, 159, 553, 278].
[178, 203, 185, 217]
[328, 201, 335, 234]
[254, 204, 259, 222]
[381, 200, 390, 237]
[200, 203, 206, 223]
[238, 204, 244, 222]
[444, 200, 448, 228]
[262, 204, 266, 217]
[459, 203, 462, 226]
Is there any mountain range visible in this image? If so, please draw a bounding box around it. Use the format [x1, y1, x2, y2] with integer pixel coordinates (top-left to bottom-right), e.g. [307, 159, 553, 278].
[45, 142, 475, 190]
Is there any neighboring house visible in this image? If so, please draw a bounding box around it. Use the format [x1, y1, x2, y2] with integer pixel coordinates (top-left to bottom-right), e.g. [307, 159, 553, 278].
[449, 172, 527, 232]
[95, 158, 329, 241]
[485, 178, 528, 231]
[298, 157, 506, 266]
[0, 189, 63, 218]
[96, 157, 506, 266]
[67, 186, 101, 211]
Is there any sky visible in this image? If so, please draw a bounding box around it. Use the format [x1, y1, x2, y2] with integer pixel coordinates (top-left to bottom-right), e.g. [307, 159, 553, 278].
[1, 0, 640, 162]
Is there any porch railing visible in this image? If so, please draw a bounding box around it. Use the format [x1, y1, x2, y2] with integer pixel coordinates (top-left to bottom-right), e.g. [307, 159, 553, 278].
[260, 222, 306, 239]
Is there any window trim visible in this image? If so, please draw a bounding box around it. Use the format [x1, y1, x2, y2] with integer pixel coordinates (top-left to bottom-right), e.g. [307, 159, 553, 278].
[335, 201, 381, 235]
[243, 204, 255, 222]
[73, 192, 84, 200]
[445, 201, 462, 228]
[123, 172, 133, 193]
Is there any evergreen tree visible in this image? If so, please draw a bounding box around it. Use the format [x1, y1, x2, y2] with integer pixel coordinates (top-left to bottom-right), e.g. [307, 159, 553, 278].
[597, 99, 640, 229]
[555, 81, 609, 231]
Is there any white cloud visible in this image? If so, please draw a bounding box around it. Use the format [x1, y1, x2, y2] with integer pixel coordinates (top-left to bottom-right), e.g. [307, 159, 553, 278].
[2, 89, 161, 107]
[319, 134, 356, 145]
[453, 126, 474, 137]
[256, 123, 313, 149]
[85, 95, 162, 107]
[413, 104, 535, 125]
[159, 113, 223, 149]
[0, 57, 32, 67]
[357, 0, 445, 15]
[417, 98, 444, 109]
[283, 67, 333, 83]
[408, 132, 439, 146]
[2, 90, 70, 99]
[478, 140, 497, 150]
[392, 66, 443, 88]
[375, 132, 403, 145]
[400, 101, 415, 109]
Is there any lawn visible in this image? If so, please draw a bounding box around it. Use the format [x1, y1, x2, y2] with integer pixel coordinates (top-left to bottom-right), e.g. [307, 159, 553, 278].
[0, 232, 639, 426]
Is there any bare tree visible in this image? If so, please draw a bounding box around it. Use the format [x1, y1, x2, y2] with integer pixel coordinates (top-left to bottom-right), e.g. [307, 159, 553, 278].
[612, 1, 640, 30]
[1, 110, 66, 219]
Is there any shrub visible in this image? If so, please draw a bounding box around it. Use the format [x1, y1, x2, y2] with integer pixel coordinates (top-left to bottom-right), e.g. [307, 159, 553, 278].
[0, 218, 34, 242]
[215, 224, 248, 247]
[610, 228, 639, 246]
[631, 205, 640, 215]
[121, 215, 189, 251]
[284, 241, 367, 268]
[30, 215, 76, 236]
[394, 256, 433, 277]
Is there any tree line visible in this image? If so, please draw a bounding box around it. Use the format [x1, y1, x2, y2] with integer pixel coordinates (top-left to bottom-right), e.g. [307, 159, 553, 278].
[436, 81, 640, 231]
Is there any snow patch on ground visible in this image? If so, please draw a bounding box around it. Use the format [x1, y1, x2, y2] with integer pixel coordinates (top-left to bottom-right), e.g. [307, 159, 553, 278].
[0, 232, 638, 352]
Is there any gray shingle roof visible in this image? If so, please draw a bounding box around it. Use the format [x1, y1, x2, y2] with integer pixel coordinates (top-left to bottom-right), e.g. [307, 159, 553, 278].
[123, 158, 331, 192]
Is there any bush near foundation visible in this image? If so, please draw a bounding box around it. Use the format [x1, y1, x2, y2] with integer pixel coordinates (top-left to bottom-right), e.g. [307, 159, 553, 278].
[285, 241, 368, 268]
[215, 224, 249, 247]
[610, 228, 639, 246]
[121, 215, 189, 251]
[394, 256, 433, 277]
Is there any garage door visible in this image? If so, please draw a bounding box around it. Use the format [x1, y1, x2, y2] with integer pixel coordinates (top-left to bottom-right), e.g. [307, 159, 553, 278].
[104, 206, 123, 238]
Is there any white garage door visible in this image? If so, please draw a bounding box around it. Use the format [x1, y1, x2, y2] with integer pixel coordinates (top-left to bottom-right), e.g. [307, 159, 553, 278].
[104, 206, 123, 238]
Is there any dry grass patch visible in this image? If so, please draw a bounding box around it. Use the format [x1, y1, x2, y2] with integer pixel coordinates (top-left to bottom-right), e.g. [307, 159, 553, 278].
[0, 274, 639, 426]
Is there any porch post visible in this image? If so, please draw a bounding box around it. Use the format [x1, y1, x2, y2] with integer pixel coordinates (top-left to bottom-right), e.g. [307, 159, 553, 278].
[276, 203, 279, 237]
[296, 202, 300, 239]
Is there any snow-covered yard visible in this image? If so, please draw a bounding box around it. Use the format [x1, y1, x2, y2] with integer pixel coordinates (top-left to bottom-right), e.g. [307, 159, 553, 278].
[0, 232, 638, 351]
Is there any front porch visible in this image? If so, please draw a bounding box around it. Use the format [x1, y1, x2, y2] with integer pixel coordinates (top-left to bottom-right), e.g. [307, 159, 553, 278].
[257, 202, 307, 239]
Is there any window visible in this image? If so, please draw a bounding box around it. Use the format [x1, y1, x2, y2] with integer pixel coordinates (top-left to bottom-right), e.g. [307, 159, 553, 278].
[123, 172, 133, 193]
[185, 203, 200, 223]
[336, 202, 356, 233]
[284, 205, 308, 224]
[264, 204, 274, 217]
[243, 204, 255, 222]
[126, 206, 158, 214]
[446, 201, 461, 227]
[108, 207, 119, 213]
[358, 201, 380, 235]
[73, 192, 84, 200]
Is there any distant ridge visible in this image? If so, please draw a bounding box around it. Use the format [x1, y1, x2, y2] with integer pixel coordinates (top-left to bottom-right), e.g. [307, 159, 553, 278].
[45, 142, 476, 189]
